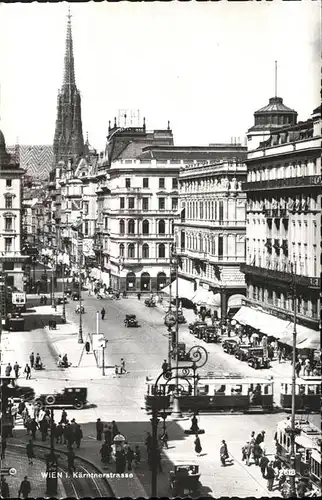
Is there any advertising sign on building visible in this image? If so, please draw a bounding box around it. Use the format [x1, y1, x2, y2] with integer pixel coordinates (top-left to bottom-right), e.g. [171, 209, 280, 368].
[12, 293, 26, 305]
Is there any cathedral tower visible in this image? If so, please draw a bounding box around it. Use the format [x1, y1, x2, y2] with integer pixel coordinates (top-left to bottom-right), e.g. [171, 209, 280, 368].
[53, 9, 84, 166]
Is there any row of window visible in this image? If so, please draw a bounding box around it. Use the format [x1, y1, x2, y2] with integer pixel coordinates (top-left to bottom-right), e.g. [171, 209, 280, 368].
[125, 177, 178, 189]
[248, 285, 319, 317]
[120, 197, 178, 211]
[247, 160, 317, 182]
[119, 243, 167, 258]
[119, 219, 174, 235]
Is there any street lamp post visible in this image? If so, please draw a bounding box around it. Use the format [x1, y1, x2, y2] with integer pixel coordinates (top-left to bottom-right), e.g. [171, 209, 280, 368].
[289, 264, 298, 497]
[78, 228, 83, 344]
[171, 244, 182, 418]
[61, 259, 66, 323]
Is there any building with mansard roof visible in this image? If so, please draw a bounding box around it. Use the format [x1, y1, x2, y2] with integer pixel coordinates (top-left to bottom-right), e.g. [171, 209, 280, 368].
[238, 103, 321, 348]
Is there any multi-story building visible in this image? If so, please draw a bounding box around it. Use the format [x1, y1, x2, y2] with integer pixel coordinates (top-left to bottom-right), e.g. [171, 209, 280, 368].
[239, 104, 321, 341]
[176, 153, 247, 318]
[0, 129, 25, 291]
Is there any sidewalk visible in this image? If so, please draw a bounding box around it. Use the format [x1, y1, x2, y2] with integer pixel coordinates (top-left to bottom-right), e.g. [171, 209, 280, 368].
[1, 445, 65, 498]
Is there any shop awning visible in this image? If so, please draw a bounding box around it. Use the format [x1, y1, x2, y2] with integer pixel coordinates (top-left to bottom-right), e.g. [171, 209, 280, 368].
[228, 294, 245, 309]
[233, 306, 291, 338]
[207, 293, 221, 308]
[101, 272, 110, 287]
[161, 278, 195, 301]
[279, 323, 320, 349]
[90, 268, 101, 280]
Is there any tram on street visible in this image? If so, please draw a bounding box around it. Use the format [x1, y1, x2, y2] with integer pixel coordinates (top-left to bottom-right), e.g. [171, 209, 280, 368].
[276, 418, 321, 490]
[145, 375, 274, 412]
[280, 376, 321, 412]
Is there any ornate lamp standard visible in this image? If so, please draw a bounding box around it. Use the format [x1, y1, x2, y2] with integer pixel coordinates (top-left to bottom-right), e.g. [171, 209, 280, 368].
[147, 344, 208, 497]
[71, 216, 84, 344]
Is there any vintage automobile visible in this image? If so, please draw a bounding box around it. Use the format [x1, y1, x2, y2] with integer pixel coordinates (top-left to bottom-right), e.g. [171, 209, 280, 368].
[169, 463, 201, 497]
[222, 338, 239, 355]
[234, 344, 252, 362]
[188, 321, 207, 333]
[72, 291, 80, 301]
[34, 387, 87, 409]
[247, 348, 270, 369]
[75, 305, 85, 314]
[57, 296, 68, 304]
[171, 343, 191, 362]
[203, 326, 220, 343]
[124, 314, 139, 328]
[177, 311, 186, 324]
[145, 298, 156, 307]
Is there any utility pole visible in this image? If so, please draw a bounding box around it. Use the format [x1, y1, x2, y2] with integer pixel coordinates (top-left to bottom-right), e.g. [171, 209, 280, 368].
[61, 257, 66, 323]
[289, 263, 297, 497]
[171, 244, 182, 418]
[78, 226, 83, 344]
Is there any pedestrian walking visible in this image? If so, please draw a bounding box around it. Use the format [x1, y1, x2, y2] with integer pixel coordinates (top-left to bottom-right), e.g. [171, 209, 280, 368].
[55, 423, 63, 444]
[13, 361, 20, 378]
[26, 440, 34, 465]
[100, 442, 111, 464]
[145, 432, 152, 453]
[160, 430, 169, 449]
[29, 419, 38, 440]
[101, 307, 106, 320]
[220, 440, 229, 466]
[162, 359, 168, 374]
[255, 430, 265, 445]
[134, 445, 141, 466]
[112, 420, 119, 438]
[63, 423, 71, 446]
[242, 441, 252, 466]
[1, 438, 7, 459]
[265, 462, 275, 491]
[104, 425, 112, 446]
[137, 293, 141, 300]
[18, 476, 31, 499]
[74, 424, 83, 448]
[29, 352, 34, 369]
[67, 449, 76, 475]
[120, 358, 126, 374]
[194, 434, 202, 456]
[35, 353, 41, 366]
[253, 443, 262, 465]
[1, 476, 10, 498]
[5, 363, 12, 377]
[96, 418, 103, 440]
[24, 364, 31, 380]
[295, 360, 301, 378]
[60, 409, 68, 424]
[39, 418, 48, 441]
[260, 454, 269, 477]
[126, 446, 134, 471]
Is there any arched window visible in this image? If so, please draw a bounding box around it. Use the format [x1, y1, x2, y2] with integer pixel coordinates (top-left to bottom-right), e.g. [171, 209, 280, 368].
[128, 243, 135, 258]
[142, 243, 149, 258]
[119, 243, 124, 257]
[158, 219, 165, 234]
[157, 272, 167, 290]
[142, 220, 149, 235]
[126, 272, 136, 291]
[158, 243, 165, 258]
[119, 219, 125, 235]
[128, 219, 135, 234]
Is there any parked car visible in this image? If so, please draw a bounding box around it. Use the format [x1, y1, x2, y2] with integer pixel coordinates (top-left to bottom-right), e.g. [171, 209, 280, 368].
[247, 348, 270, 369]
[222, 338, 238, 355]
[124, 314, 139, 328]
[34, 387, 87, 409]
[235, 344, 252, 362]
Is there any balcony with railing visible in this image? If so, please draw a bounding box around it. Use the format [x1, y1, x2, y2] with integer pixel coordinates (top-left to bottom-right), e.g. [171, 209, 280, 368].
[177, 219, 246, 228]
[243, 174, 321, 192]
[241, 262, 320, 289]
[0, 251, 26, 261]
[263, 209, 289, 218]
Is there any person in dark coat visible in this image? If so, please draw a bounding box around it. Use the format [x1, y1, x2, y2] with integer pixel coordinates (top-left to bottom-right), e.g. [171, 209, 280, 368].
[260, 454, 269, 477]
[253, 443, 263, 466]
[220, 440, 229, 466]
[145, 432, 152, 453]
[39, 418, 48, 441]
[265, 462, 275, 491]
[96, 418, 103, 440]
[126, 446, 134, 471]
[63, 423, 71, 445]
[29, 419, 38, 440]
[5, 363, 12, 377]
[24, 364, 31, 380]
[134, 445, 141, 466]
[111, 421, 119, 438]
[255, 431, 265, 445]
[18, 400, 26, 414]
[29, 352, 34, 369]
[101, 307, 106, 320]
[104, 426, 112, 446]
[74, 424, 83, 448]
[55, 423, 63, 444]
[162, 359, 168, 374]
[194, 434, 202, 456]
[67, 449, 76, 474]
[100, 442, 111, 464]
[1, 476, 10, 498]
[60, 409, 68, 425]
[1, 438, 7, 459]
[18, 476, 31, 499]
[13, 362, 20, 378]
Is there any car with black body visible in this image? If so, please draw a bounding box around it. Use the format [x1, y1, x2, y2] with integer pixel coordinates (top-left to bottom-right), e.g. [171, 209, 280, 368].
[222, 338, 238, 355]
[34, 387, 87, 409]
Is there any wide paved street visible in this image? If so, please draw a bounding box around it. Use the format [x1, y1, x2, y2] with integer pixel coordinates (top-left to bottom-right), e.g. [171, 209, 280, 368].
[3, 291, 320, 498]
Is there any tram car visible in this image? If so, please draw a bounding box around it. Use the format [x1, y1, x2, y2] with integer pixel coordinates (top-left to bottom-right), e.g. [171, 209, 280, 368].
[276, 418, 321, 491]
[280, 376, 321, 412]
[145, 375, 274, 413]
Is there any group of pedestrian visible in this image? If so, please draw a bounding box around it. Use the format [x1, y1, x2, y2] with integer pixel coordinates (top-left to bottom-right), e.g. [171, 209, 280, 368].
[1, 475, 31, 499]
[114, 358, 126, 375]
[145, 432, 162, 472]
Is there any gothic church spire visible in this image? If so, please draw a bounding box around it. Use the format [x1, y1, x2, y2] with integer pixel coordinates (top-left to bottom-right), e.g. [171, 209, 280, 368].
[53, 7, 84, 166]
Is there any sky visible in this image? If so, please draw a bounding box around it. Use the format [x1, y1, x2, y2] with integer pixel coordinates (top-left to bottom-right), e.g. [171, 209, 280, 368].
[0, 0, 320, 152]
